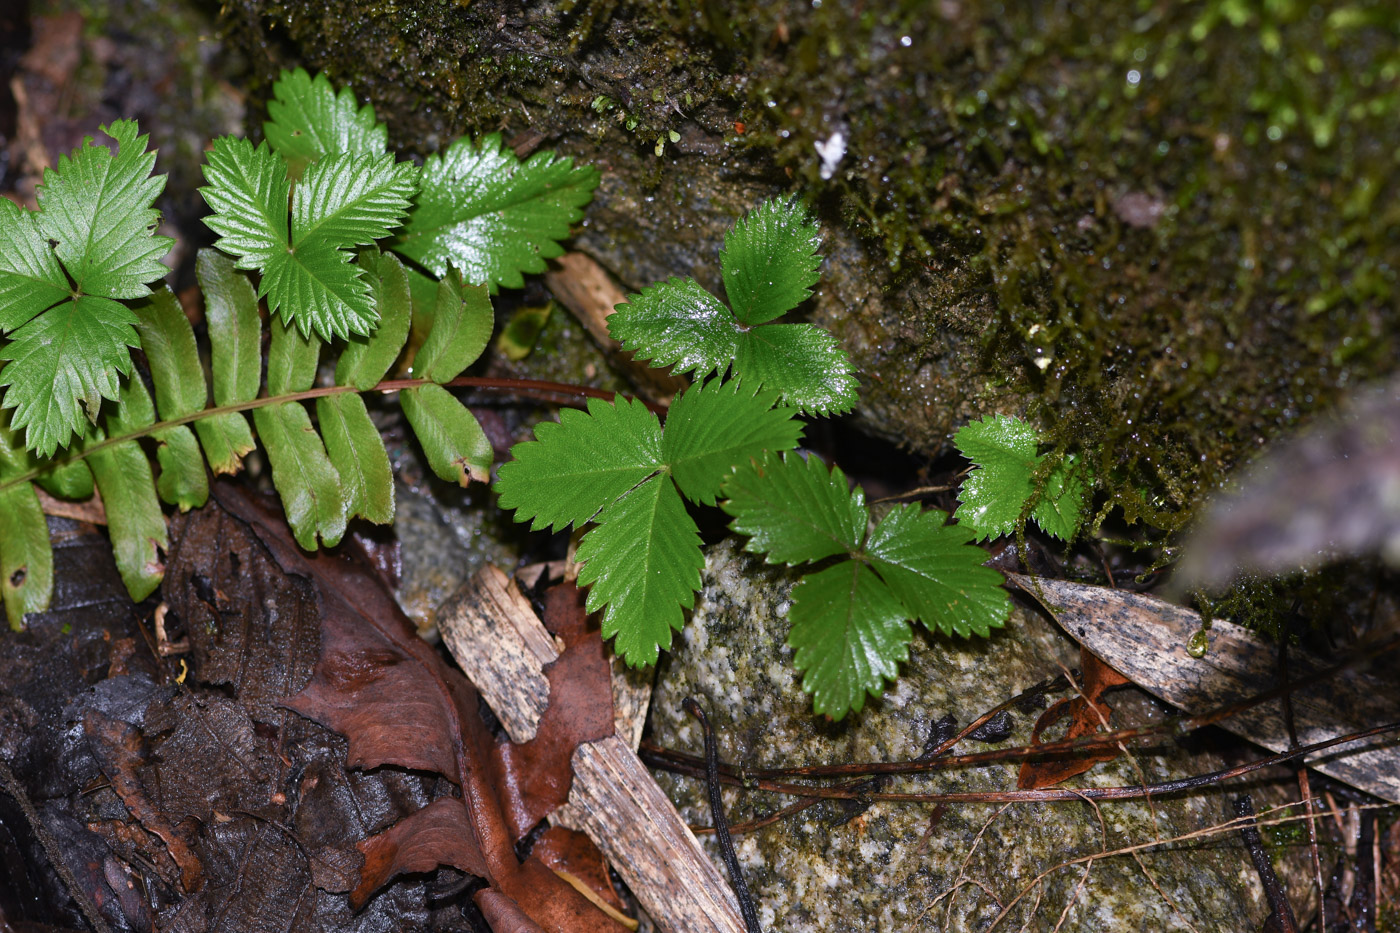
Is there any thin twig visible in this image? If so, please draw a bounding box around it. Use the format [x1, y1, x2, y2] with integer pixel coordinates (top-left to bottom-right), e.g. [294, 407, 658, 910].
[654, 721, 1400, 807]
[684, 698, 762, 933]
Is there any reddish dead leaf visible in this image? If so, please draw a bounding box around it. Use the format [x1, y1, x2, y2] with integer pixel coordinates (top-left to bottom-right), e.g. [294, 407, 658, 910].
[1017, 648, 1131, 790]
[352, 797, 487, 908]
[211, 483, 622, 933]
[532, 825, 627, 915]
[490, 579, 616, 839]
[476, 890, 548, 933]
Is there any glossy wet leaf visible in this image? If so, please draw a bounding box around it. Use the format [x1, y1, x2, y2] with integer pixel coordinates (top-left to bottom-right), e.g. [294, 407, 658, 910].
[410, 272, 492, 383]
[574, 475, 703, 666]
[392, 133, 599, 290]
[954, 414, 1085, 541]
[264, 67, 388, 181]
[607, 199, 856, 414]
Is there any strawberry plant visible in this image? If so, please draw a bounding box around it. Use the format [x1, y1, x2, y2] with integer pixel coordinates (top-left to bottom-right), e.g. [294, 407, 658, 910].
[497, 199, 1013, 718]
[0, 71, 1018, 724]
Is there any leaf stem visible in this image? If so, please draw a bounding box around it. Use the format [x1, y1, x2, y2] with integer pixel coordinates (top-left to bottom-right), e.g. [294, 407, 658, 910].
[0, 375, 662, 496]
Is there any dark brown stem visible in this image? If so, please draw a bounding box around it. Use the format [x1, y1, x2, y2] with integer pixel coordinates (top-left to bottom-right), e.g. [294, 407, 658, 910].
[1235, 795, 1299, 933]
[0, 375, 664, 496]
[683, 698, 762, 933]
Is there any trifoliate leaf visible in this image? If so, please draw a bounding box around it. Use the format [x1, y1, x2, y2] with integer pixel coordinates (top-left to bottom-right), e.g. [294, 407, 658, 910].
[202, 137, 416, 340]
[496, 395, 663, 532]
[661, 379, 803, 506]
[0, 121, 171, 453]
[721, 450, 865, 564]
[0, 198, 69, 332]
[317, 392, 394, 523]
[410, 272, 492, 383]
[336, 248, 411, 390]
[865, 504, 1009, 639]
[498, 378, 803, 665]
[574, 476, 703, 666]
[607, 200, 856, 414]
[788, 561, 910, 719]
[36, 120, 173, 300]
[392, 133, 599, 290]
[720, 198, 821, 326]
[722, 451, 1010, 719]
[0, 296, 139, 457]
[399, 384, 492, 487]
[953, 414, 1085, 541]
[265, 68, 387, 181]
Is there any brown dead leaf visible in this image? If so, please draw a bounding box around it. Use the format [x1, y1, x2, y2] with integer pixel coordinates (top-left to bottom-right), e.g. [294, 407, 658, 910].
[1017, 647, 1129, 790]
[211, 483, 624, 932]
[83, 708, 204, 892]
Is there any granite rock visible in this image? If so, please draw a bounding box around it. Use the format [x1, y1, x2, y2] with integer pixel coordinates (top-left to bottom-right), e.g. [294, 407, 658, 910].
[649, 541, 1311, 932]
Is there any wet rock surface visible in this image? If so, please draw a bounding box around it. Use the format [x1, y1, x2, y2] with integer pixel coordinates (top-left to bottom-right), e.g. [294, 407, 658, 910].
[649, 541, 1311, 932]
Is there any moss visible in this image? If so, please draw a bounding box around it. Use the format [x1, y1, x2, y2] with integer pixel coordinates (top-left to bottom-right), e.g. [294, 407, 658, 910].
[219, 0, 1400, 538]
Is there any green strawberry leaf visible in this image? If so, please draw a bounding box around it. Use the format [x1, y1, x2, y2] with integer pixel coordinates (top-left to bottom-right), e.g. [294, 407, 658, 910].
[264, 67, 388, 180]
[496, 395, 664, 532]
[36, 120, 173, 300]
[788, 560, 911, 719]
[607, 199, 857, 414]
[574, 475, 704, 666]
[661, 379, 803, 506]
[722, 451, 1010, 719]
[953, 414, 1086, 541]
[0, 296, 139, 457]
[392, 133, 599, 290]
[720, 198, 822, 326]
[721, 450, 866, 564]
[201, 137, 416, 340]
[0, 198, 69, 332]
[865, 504, 1009, 639]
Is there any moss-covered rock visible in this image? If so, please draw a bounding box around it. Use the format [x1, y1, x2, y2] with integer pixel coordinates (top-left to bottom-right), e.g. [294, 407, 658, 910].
[649, 541, 1313, 930]
[221, 0, 1400, 532]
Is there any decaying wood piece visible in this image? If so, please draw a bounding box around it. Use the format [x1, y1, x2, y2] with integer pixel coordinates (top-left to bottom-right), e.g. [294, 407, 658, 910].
[545, 252, 688, 403]
[438, 565, 559, 742]
[1009, 574, 1400, 803]
[439, 566, 745, 933]
[557, 736, 743, 933]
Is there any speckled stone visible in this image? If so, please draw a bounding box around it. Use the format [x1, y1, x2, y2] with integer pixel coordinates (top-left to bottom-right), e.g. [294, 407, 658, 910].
[649, 541, 1312, 932]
